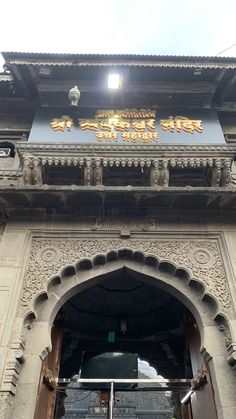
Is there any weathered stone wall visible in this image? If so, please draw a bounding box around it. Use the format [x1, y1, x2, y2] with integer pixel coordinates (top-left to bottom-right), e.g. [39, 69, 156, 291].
[0, 215, 236, 418]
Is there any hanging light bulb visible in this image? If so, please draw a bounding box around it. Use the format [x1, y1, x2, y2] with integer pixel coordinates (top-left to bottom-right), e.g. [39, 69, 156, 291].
[120, 319, 127, 335]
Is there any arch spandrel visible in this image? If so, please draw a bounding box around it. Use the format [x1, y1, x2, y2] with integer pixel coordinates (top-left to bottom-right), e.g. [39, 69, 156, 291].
[20, 237, 232, 317]
[15, 238, 233, 362]
[3, 241, 236, 419]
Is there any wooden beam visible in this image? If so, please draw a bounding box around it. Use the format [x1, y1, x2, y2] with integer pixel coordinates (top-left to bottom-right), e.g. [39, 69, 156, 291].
[217, 72, 236, 104]
[38, 92, 208, 108]
[37, 80, 215, 95]
[208, 68, 227, 106]
[10, 64, 32, 97]
[213, 101, 236, 112]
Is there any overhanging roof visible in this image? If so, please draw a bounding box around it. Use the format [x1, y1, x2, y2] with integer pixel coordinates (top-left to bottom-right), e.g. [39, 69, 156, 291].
[2, 52, 236, 69]
[1, 52, 236, 110]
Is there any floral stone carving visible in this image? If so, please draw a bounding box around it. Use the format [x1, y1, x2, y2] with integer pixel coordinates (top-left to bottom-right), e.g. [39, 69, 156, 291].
[20, 238, 231, 312]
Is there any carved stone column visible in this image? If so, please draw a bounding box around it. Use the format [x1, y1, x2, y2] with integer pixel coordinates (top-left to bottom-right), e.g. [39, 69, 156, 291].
[159, 159, 169, 186]
[221, 159, 231, 187]
[32, 158, 43, 186]
[0, 340, 25, 419]
[211, 159, 222, 187]
[150, 160, 160, 186]
[84, 158, 92, 186]
[94, 158, 102, 186]
[22, 156, 33, 185]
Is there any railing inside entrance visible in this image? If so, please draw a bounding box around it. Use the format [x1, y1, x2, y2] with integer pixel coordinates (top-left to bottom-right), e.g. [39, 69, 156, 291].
[56, 378, 192, 419]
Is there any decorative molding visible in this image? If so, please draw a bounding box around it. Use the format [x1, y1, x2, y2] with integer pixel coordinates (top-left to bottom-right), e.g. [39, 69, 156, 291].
[191, 367, 208, 390]
[42, 365, 57, 391]
[0, 319, 27, 417]
[0, 392, 13, 418]
[20, 237, 231, 313]
[0, 342, 25, 418]
[17, 143, 236, 154]
[94, 216, 158, 230]
[218, 324, 232, 347]
[0, 170, 22, 177]
[7, 59, 236, 70]
[19, 154, 233, 187]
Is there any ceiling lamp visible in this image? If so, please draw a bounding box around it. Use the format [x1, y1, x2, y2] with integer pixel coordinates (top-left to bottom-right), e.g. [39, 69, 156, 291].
[120, 319, 127, 334]
[108, 73, 121, 89]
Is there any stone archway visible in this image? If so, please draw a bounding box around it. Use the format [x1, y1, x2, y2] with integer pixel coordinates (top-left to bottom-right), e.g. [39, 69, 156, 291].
[3, 243, 236, 419]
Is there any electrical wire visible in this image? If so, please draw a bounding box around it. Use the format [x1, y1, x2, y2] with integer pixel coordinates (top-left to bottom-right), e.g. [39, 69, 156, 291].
[65, 391, 92, 403]
[215, 43, 236, 57]
[56, 388, 85, 394]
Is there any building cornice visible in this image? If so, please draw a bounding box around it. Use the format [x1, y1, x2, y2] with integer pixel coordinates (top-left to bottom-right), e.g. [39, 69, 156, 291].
[4, 59, 236, 70]
[3, 52, 236, 69]
[16, 143, 236, 156]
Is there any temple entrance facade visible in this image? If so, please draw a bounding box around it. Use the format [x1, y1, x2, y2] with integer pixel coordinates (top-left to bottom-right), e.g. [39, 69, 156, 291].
[0, 230, 236, 419]
[34, 261, 218, 419]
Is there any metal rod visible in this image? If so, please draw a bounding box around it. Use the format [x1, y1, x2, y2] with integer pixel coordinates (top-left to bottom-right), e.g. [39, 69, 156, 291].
[57, 378, 192, 384]
[57, 385, 189, 392]
[108, 381, 114, 419]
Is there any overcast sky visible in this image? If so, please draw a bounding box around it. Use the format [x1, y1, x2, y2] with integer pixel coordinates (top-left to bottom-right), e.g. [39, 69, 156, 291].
[0, 0, 236, 71]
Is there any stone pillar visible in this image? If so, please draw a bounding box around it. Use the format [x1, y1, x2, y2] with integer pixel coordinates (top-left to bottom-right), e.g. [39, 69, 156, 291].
[9, 321, 51, 419]
[159, 159, 169, 186]
[221, 159, 231, 187]
[84, 159, 92, 186]
[32, 158, 43, 186]
[211, 159, 222, 187]
[94, 158, 102, 186]
[22, 156, 33, 185]
[0, 227, 29, 418]
[202, 325, 236, 419]
[150, 160, 160, 186]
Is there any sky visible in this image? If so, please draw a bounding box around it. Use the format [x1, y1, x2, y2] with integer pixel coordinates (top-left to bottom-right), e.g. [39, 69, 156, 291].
[138, 359, 159, 378]
[0, 0, 236, 71]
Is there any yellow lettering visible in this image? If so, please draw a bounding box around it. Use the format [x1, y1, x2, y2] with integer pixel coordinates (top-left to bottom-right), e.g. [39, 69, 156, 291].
[79, 120, 99, 131]
[160, 117, 175, 132]
[99, 121, 112, 131]
[145, 119, 156, 131]
[113, 121, 130, 131]
[50, 115, 73, 132]
[122, 132, 158, 143]
[160, 116, 203, 133]
[131, 121, 146, 132]
[96, 132, 118, 142]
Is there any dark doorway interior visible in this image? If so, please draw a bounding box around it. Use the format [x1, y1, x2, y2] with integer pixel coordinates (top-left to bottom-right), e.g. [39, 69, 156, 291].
[60, 267, 192, 381]
[51, 267, 194, 418]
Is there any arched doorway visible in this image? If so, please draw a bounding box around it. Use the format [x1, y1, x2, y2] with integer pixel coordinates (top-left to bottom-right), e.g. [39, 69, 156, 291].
[34, 265, 218, 419]
[10, 253, 236, 419]
[54, 267, 194, 419]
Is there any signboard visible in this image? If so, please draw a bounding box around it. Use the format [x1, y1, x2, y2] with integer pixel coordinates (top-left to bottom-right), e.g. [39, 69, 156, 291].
[29, 108, 225, 144]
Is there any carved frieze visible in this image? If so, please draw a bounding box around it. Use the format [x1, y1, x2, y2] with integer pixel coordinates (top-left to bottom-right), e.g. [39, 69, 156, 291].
[0, 341, 25, 418]
[20, 237, 230, 312]
[19, 154, 232, 187]
[0, 392, 12, 418]
[94, 216, 158, 230]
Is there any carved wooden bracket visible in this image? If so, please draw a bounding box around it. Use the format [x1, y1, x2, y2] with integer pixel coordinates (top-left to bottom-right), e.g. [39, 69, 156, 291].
[191, 367, 208, 390]
[42, 365, 57, 391]
[20, 155, 233, 187]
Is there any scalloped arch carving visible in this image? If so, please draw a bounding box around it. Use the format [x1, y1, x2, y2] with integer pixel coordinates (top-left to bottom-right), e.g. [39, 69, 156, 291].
[3, 242, 234, 419]
[21, 251, 234, 363]
[19, 237, 231, 317]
